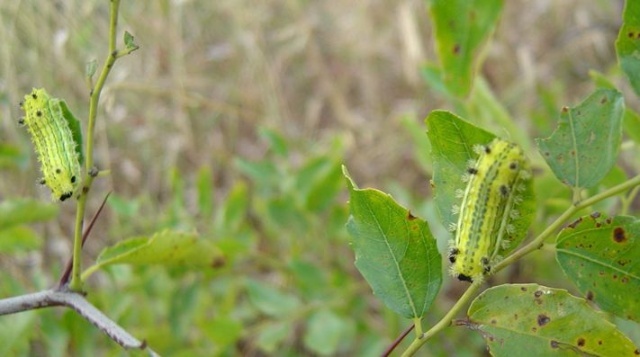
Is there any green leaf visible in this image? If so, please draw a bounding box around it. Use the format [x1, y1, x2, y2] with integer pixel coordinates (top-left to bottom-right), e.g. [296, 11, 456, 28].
[468, 284, 639, 356]
[234, 158, 279, 189]
[0, 226, 42, 253]
[203, 315, 243, 347]
[266, 196, 308, 233]
[255, 321, 290, 354]
[557, 214, 640, 323]
[344, 166, 441, 319]
[0, 143, 23, 169]
[0, 311, 37, 356]
[85, 230, 224, 278]
[58, 100, 84, 165]
[295, 156, 343, 212]
[0, 199, 58, 231]
[85, 59, 97, 78]
[107, 193, 140, 218]
[169, 282, 199, 338]
[259, 127, 289, 156]
[428, 0, 504, 97]
[40, 308, 70, 357]
[532, 83, 564, 135]
[623, 107, 640, 144]
[425, 110, 494, 231]
[246, 279, 301, 316]
[401, 114, 433, 172]
[588, 69, 616, 90]
[466, 77, 528, 149]
[599, 165, 628, 190]
[124, 31, 139, 52]
[196, 165, 214, 219]
[419, 63, 453, 99]
[616, 0, 640, 97]
[535, 89, 624, 189]
[289, 259, 327, 300]
[61, 310, 99, 355]
[304, 309, 346, 356]
[214, 181, 248, 233]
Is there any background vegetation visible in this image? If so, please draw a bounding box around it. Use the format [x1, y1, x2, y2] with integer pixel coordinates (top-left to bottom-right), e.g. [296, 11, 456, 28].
[0, 1, 635, 356]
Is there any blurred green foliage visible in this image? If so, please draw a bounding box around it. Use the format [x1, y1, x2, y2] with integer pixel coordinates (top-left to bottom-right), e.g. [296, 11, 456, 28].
[0, 0, 639, 356]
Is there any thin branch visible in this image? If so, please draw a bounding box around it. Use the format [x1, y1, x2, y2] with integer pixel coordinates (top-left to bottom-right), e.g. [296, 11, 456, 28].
[70, 0, 119, 292]
[70, 0, 133, 291]
[401, 281, 483, 357]
[382, 323, 415, 357]
[0, 288, 159, 356]
[59, 192, 111, 287]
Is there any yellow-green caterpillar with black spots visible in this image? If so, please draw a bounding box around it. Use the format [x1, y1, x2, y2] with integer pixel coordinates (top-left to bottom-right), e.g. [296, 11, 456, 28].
[19, 88, 82, 201]
[448, 138, 530, 282]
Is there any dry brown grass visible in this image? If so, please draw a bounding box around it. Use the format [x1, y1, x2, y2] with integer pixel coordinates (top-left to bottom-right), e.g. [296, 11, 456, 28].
[1, 0, 621, 201]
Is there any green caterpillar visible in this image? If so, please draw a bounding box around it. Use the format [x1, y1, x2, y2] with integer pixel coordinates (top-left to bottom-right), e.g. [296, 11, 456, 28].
[19, 88, 82, 201]
[448, 138, 530, 282]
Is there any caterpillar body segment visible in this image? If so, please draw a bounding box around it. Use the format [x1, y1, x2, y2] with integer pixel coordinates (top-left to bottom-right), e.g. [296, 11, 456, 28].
[449, 138, 530, 282]
[20, 88, 81, 201]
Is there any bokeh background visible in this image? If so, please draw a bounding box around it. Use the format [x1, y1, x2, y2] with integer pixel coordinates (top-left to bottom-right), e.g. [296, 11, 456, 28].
[0, 1, 633, 356]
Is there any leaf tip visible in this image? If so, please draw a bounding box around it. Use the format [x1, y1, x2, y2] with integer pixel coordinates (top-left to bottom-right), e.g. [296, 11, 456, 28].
[342, 165, 357, 191]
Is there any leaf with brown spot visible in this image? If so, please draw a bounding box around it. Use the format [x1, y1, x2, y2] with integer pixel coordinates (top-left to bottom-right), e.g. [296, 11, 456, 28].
[428, 0, 503, 97]
[535, 89, 623, 189]
[586, 291, 594, 301]
[567, 217, 583, 229]
[537, 314, 550, 327]
[613, 227, 627, 243]
[557, 214, 640, 322]
[468, 284, 638, 356]
[344, 167, 442, 319]
[616, 0, 640, 97]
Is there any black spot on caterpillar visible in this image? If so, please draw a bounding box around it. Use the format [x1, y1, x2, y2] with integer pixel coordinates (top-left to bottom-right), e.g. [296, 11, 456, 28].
[449, 138, 531, 282]
[448, 248, 459, 263]
[20, 88, 82, 201]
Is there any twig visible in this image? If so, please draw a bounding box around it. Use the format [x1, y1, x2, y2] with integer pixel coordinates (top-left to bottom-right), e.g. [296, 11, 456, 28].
[59, 192, 111, 287]
[70, 0, 138, 291]
[382, 323, 415, 357]
[0, 288, 159, 356]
